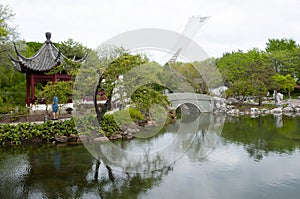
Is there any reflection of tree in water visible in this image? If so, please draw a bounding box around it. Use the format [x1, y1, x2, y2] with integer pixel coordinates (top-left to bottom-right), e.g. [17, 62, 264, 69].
[90, 159, 173, 199]
[222, 115, 300, 161]
[0, 114, 225, 198]
[0, 145, 172, 199]
[90, 113, 224, 173]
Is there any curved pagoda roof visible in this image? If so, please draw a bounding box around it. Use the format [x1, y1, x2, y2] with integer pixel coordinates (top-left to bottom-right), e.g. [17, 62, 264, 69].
[9, 32, 86, 73]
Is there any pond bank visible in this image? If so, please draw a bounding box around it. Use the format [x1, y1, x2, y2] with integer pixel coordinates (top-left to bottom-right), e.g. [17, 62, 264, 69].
[221, 99, 300, 117]
[0, 117, 160, 146]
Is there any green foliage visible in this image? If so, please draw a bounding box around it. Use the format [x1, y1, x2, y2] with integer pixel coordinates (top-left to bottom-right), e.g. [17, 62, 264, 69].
[216, 38, 300, 104]
[266, 49, 300, 78]
[100, 114, 121, 137]
[46, 39, 90, 78]
[92, 52, 150, 122]
[0, 106, 13, 114]
[128, 107, 144, 121]
[217, 49, 276, 104]
[3, 80, 26, 105]
[101, 53, 148, 94]
[40, 81, 72, 105]
[73, 115, 100, 136]
[131, 86, 170, 115]
[25, 42, 44, 56]
[0, 19, 8, 37]
[113, 107, 144, 127]
[75, 108, 160, 141]
[266, 38, 297, 52]
[58, 38, 88, 60]
[272, 74, 296, 97]
[10, 113, 19, 122]
[264, 38, 300, 81]
[0, 119, 78, 146]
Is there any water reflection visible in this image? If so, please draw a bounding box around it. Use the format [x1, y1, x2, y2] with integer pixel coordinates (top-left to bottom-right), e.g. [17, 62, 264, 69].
[0, 145, 174, 198]
[222, 115, 300, 161]
[1, 114, 300, 198]
[274, 114, 283, 128]
[85, 113, 225, 173]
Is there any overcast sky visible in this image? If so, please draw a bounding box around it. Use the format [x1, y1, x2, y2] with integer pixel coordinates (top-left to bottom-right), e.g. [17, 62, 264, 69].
[2, 0, 300, 58]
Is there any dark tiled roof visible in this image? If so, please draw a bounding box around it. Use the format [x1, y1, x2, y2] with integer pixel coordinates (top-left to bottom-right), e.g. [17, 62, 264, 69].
[9, 32, 86, 73]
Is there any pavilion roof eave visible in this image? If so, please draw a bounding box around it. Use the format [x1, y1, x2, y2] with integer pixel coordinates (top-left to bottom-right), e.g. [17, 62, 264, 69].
[72, 53, 88, 63]
[8, 53, 22, 72]
[9, 32, 87, 73]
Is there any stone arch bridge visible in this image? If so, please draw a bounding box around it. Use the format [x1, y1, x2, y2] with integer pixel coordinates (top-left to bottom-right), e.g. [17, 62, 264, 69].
[166, 93, 215, 112]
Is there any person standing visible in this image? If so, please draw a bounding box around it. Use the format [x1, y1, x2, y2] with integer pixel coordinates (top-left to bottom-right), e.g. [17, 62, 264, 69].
[52, 96, 59, 120]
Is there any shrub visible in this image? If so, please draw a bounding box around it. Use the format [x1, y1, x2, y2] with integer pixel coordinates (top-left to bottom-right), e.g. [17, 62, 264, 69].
[0, 106, 14, 114]
[129, 107, 144, 121]
[113, 107, 144, 127]
[11, 113, 19, 122]
[0, 119, 78, 146]
[100, 114, 121, 137]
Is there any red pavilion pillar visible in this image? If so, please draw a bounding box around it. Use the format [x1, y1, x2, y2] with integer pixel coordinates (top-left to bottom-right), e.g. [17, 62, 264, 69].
[30, 74, 35, 105]
[53, 74, 57, 83]
[26, 73, 31, 106]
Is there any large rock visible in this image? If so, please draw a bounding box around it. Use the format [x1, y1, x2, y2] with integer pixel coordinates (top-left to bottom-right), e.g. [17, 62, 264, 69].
[67, 134, 78, 142]
[77, 135, 88, 143]
[123, 133, 134, 140]
[226, 109, 239, 115]
[55, 135, 68, 143]
[93, 136, 109, 142]
[209, 86, 228, 96]
[270, 107, 282, 115]
[261, 108, 270, 114]
[283, 106, 294, 113]
[250, 108, 260, 114]
[109, 134, 122, 140]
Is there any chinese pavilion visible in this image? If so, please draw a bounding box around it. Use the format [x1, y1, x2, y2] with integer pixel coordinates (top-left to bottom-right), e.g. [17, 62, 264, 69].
[9, 32, 86, 106]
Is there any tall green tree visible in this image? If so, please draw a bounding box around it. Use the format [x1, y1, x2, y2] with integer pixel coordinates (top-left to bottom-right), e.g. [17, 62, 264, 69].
[217, 49, 276, 105]
[58, 38, 89, 60]
[272, 74, 296, 98]
[97, 53, 148, 119]
[266, 38, 297, 52]
[265, 38, 300, 80]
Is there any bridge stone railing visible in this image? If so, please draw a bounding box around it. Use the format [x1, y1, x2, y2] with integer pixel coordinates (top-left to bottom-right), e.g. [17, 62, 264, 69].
[166, 93, 214, 112]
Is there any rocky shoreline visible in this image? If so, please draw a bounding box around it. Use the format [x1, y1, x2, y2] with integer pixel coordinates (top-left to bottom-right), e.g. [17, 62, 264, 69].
[213, 98, 300, 117]
[47, 120, 158, 145]
[2, 98, 300, 146]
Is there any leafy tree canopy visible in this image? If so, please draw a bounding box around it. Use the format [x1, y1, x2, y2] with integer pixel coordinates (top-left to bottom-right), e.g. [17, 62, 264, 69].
[266, 38, 297, 52]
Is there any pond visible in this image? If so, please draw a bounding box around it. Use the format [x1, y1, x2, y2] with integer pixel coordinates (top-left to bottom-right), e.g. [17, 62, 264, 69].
[1, 114, 300, 199]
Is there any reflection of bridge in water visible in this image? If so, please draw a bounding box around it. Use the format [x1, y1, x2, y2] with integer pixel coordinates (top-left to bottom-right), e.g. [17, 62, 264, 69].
[166, 93, 215, 112]
[86, 113, 225, 173]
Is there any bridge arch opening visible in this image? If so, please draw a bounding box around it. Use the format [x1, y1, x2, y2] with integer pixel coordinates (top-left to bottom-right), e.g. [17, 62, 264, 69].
[175, 103, 201, 121]
[175, 102, 201, 115]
